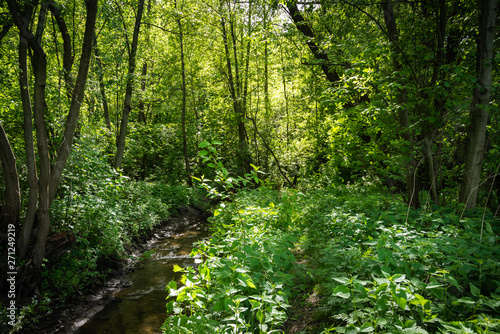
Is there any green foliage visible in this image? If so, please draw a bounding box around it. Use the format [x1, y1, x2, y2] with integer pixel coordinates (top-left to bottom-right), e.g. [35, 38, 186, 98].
[162, 188, 296, 333]
[18, 133, 204, 324]
[193, 140, 265, 199]
[290, 185, 500, 334]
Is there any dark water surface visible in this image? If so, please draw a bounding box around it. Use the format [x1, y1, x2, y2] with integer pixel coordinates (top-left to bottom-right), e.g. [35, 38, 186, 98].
[77, 223, 209, 334]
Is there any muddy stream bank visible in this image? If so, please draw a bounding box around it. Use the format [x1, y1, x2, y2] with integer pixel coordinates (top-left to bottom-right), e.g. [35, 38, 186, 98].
[28, 207, 210, 334]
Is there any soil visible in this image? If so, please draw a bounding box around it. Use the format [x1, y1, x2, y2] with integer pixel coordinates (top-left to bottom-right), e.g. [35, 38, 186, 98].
[19, 206, 210, 334]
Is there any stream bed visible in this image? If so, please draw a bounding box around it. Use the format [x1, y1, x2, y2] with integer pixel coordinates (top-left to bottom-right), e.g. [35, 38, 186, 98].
[74, 221, 209, 334]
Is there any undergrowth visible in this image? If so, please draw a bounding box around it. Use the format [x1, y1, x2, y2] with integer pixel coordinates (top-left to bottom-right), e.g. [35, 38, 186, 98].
[162, 181, 500, 333]
[289, 184, 500, 334]
[162, 188, 296, 333]
[0, 136, 206, 333]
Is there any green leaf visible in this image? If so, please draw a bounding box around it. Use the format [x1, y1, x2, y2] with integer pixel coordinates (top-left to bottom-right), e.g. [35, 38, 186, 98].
[359, 323, 374, 332]
[454, 297, 475, 305]
[485, 222, 493, 234]
[213, 298, 225, 311]
[333, 277, 349, 284]
[426, 282, 444, 290]
[246, 278, 256, 289]
[173, 265, 183, 272]
[199, 141, 210, 148]
[333, 285, 351, 299]
[198, 150, 208, 157]
[211, 140, 222, 145]
[395, 290, 407, 310]
[469, 283, 480, 297]
[256, 309, 265, 322]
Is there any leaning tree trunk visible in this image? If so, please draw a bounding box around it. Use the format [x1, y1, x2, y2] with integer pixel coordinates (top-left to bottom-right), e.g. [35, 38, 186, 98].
[459, 0, 498, 209]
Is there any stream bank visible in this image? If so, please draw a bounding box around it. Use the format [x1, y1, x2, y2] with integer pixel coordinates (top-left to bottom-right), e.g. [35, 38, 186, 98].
[23, 206, 210, 334]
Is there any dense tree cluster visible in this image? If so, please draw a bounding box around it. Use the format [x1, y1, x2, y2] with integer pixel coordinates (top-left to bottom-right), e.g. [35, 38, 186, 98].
[0, 0, 498, 280]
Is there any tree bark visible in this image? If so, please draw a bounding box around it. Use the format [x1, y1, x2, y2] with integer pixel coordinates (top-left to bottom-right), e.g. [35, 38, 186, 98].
[459, 0, 498, 209]
[115, 0, 145, 170]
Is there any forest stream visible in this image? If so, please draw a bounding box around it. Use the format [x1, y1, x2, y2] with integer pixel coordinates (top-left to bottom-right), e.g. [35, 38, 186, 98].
[77, 222, 209, 334]
[31, 209, 210, 334]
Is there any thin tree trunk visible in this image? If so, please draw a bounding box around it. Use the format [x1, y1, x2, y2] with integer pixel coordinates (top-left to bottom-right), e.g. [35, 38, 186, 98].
[49, 0, 99, 204]
[424, 135, 439, 206]
[93, 32, 111, 130]
[460, 0, 498, 209]
[382, 0, 420, 208]
[18, 35, 38, 260]
[176, 0, 192, 186]
[115, 0, 145, 170]
[248, 117, 295, 188]
[138, 62, 148, 123]
[220, 6, 251, 174]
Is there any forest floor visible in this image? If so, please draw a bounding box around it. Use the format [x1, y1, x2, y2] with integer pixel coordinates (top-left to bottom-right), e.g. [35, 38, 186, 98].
[21, 206, 210, 334]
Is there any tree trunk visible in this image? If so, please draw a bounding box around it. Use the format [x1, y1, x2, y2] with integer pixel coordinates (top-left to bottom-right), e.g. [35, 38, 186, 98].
[459, 0, 498, 209]
[176, 3, 192, 186]
[382, 0, 420, 208]
[93, 32, 111, 130]
[115, 0, 145, 170]
[220, 5, 251, 174]
[18, 34, 38, 260]
[285, 2, 340, 84]
[7, 0, 99, 270]
[49, 0, 99, 204]
[0, 122, 20, 239]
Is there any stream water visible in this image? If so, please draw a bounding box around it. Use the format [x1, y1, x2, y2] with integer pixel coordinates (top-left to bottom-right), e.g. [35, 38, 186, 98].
[75, 221, 209, 334]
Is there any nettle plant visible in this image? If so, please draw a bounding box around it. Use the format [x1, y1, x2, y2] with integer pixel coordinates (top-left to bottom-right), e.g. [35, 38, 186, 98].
[305, 197, 500, 334]
[161, 189, 297, 333]
[193, 140, 265, 200]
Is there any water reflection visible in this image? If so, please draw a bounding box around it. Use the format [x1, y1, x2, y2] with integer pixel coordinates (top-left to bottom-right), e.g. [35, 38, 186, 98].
[77, 223, 208, 334]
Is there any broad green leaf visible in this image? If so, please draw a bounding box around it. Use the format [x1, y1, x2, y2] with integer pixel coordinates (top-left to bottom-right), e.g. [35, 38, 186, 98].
[246, 279, 256, 289]
[211, 140, 222, 145]
[485, 222, 493, 233]
[454, 297, 475, 305]
[469, 283, 480, 297]
[333, 285, 351, 299]
[213, 298, 225, 311]
[256, 309, 265, 322]
[198, 141, 210, 148]
[173, 265, 183, 272]
[333, 277, 349, 284]
[426, 282, 444, 290]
